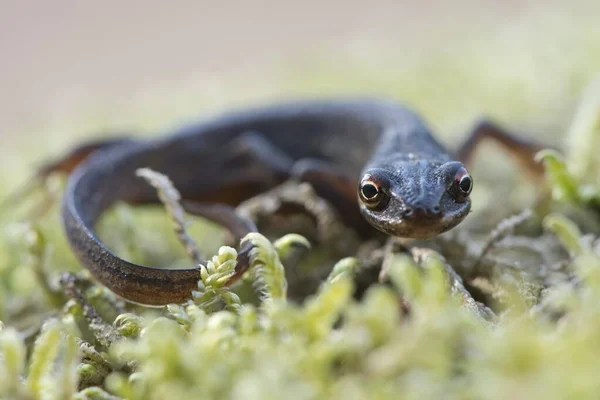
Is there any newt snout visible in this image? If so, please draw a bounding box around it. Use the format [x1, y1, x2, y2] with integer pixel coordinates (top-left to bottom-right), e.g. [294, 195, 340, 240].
[358, 161, 472, 239]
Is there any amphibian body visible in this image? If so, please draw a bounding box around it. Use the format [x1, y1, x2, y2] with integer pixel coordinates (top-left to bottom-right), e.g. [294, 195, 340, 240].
[18, 99, 544, 305]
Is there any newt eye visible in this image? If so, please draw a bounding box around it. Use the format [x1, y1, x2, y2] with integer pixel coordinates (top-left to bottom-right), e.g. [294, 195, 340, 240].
[359, 173, 390, 210]
[361, 182, 379, 199]
[454, 167, 473, 196]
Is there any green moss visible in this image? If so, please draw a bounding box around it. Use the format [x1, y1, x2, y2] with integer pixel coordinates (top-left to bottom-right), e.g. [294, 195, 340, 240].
[3, 8, 600, 400]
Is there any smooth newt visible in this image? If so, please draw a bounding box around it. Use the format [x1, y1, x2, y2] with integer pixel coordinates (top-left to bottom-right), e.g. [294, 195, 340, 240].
[21, 99, 544, 305]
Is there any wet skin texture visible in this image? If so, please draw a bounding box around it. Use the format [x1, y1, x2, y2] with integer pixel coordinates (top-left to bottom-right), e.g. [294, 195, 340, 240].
[60, 99, 474, 305]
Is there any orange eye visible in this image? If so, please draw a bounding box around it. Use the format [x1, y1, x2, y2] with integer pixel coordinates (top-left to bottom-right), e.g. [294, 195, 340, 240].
[455, 167, 473, 196]
[359, 173, 390, 210]
[360, 181, 379, 201]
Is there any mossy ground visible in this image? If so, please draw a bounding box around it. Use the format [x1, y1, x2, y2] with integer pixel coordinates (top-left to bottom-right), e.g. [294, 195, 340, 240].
[2, 7, 600, 400]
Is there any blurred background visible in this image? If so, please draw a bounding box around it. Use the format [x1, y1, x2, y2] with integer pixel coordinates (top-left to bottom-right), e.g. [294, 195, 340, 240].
[1, 0, 600, 178]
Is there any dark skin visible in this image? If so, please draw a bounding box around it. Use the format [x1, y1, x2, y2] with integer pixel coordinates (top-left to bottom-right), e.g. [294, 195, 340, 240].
[10, 99, 545, 306]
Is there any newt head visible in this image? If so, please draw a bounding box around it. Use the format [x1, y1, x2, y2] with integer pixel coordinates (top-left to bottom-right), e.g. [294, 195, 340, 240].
[357, 161, 472, 239]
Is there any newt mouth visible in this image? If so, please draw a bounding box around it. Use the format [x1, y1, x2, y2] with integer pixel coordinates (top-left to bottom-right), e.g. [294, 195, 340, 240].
[359, 200, 471, 239]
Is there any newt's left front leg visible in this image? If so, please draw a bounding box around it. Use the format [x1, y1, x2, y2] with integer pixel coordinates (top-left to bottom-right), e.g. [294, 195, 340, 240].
[457, 120, 548, 179]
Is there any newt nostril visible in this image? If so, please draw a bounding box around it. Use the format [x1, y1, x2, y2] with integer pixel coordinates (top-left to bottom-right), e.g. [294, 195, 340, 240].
[404, 205, 441, 218]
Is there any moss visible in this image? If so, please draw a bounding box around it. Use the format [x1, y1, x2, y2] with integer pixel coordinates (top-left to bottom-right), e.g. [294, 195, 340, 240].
[3, 9, 600, 400]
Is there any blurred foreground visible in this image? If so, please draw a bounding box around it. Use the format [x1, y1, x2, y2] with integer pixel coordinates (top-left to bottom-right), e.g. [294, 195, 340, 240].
[2, 2, 600, 399]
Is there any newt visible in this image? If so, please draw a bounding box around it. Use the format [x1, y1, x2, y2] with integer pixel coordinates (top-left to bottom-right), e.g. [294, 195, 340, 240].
[12, 99, 545, 305]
